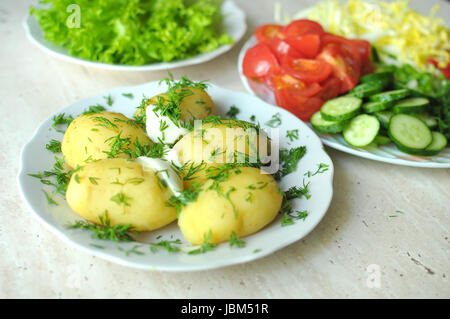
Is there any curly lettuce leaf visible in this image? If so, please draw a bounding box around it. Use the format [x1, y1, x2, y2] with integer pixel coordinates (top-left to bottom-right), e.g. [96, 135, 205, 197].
[30, 0, 233, 65]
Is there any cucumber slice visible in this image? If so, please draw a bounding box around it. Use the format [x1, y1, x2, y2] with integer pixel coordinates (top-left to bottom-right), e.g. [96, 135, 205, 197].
[373, 135, 391, 145]
[320, 96, 362, 121]
[362, 100, 395, 113]
[369, 89, 410, 103]
[343, 114, 380, 147]
[310, 111, 347, 133]
[414, 132, 447, 156]
[413, 114, 438, 129]
[360, 71, 392, 85]
[374, 111, 394, 129]
[392, 97, 430, 114]
[348, 81, 384, 98]
[388, 114, 432, 154]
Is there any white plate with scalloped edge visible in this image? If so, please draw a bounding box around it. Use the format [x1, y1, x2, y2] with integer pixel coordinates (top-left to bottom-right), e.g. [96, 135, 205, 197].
[237, 36, 450, 168]
[24, 0, 246, 71]
[17, 81, 333, 271]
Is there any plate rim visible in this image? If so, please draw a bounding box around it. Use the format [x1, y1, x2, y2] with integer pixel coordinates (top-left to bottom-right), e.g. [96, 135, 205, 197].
[237, 35, 450, 169]
[17, 81, 334, 272]
[24, 0, 247, 71]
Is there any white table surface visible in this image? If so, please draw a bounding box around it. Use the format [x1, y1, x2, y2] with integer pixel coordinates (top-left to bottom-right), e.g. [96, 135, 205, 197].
[1, 0, 449, 298]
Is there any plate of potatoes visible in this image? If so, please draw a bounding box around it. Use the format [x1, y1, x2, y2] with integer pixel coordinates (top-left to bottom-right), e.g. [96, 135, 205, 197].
[18, 77, 334, 271]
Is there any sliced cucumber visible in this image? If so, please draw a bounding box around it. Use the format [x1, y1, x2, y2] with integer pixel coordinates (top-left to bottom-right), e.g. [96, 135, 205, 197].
[369, 89, 410, 103]
[414, 132, 447, 156]
[348, 81, 384, 98]
[360, 71, 392, 85]
[310, 111, 348, 133]
[413, 114, 438, 129]
[362, 100, 395, 113]
[374, 111, 394, 129]
[373, 135, 391, 145]
[393, 97, 430, 114]
[388, 114, 432, 154]
[343, 114, 380, 147]
[320, 96, 362, 122]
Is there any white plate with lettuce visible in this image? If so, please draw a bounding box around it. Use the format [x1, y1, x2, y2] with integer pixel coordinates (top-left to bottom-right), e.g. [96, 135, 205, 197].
[17, 80, 334, 271]
[24, 0, 246, 71]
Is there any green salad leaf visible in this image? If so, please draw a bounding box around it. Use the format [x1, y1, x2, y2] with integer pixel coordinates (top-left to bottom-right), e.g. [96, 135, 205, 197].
[30, 0, 233, 65]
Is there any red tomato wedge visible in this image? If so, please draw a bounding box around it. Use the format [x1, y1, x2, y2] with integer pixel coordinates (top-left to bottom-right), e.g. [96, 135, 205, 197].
[282, 19, 324, 38]
[282, 56, 333, 83]
[428, 58, 450, 79]
[268, 38, 304, 61]
[254, 24, 283, 43]
[316, 77, 341, 101]
[270, 73, 322, 97]
[285, 34, 321, 59]
[352, 39, 371, 63]
[242, 43, 279, 78]
[275, 89, 324, 121]
[318, 44, 360, 93]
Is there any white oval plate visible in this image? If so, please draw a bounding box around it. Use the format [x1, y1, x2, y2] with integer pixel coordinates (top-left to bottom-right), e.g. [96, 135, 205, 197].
[24, 0, 246, 71]
[17, 81, 333, 272]
[238, 36, 450, 168]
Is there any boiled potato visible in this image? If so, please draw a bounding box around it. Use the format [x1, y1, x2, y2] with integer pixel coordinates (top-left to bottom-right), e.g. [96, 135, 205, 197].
[134, 87, 215, 123]
[178, 166, 282, 245]
[173, 120, 270, 166]
[66, 158, 177, 232]
[62, 111, 150, 168]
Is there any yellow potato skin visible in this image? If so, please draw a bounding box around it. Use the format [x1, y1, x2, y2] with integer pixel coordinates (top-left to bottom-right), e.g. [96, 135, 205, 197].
[178, 166, 282, 245]
[173, 120, 270, 166]
[62, 111, 150, 169]
[66, 158, 177, 232]
[134, 87, 215, 122]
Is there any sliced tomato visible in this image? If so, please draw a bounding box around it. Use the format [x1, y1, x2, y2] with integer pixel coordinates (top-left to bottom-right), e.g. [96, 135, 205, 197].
[242, 43, 280, 78]
[285, 34, 321, 59]
[275, 90, 324, 121]
[318, 44, 360, 93]
[316, 77, 341, 101]
[269, 72, 322, 97]
[282, 56, 333, 83]
[254, 24, 284, 43]
[428, 58, 450, 79]
[268, 38, 304, 61]
[282, 19, 324, 38]
[361, 59, 375, 76]
[352, 39, 371, 63]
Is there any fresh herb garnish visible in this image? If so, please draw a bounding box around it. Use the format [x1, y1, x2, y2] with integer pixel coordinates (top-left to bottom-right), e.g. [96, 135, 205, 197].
[67, 211, 136, 242]
[167, 182, 203, 216]
[82, 105, 106, 115]
[110, 192, 132, 208]
[274, 146, 307, 180]
[45, 139, 61, 153]
[265, 113, 282, 128]
[188, 230, 216, 255]
[118, 245, 145, 256]
[305, 163, 330, 177]
[226, 105, 240, 119]
[149, 239, 182, 253]
[104, 95, 113, 106]
[43, 190, 58, 205]
[286, 129, 299, 142]
[122, 93, 134, 99]
[229, 232, 245, 248]
[51, 113, 74, 133]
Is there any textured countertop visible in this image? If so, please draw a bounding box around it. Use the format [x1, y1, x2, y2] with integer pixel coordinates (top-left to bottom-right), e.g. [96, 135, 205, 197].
[1, 0, 449, 298]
